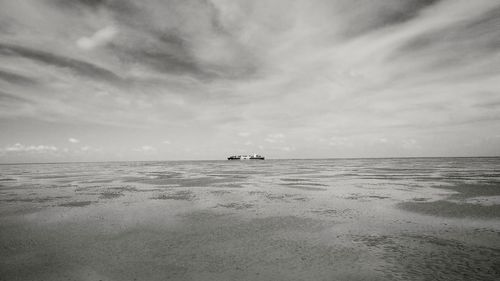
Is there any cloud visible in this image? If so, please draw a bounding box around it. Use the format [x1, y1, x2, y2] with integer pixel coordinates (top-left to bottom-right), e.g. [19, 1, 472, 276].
[68, 138, 80, 143]
[377, 138, 388, 144]
[134, 145, 156, 152]
[0, 69, 38, 85]
[0, 43, 122, 83]
[328, 137, 350, 147]
[265, 133, 285, 143]
[332, 0, 442, 38]
[4, 143, 58, 152]
[77, 26, 118, 50]
[402, 139, 421, 150]
[77, 146, 103, 153]
[388, 5, 500, 79]
[162, 140, 171, 144]
[0, 90, 32, 104]
[281, 146, 295, 152]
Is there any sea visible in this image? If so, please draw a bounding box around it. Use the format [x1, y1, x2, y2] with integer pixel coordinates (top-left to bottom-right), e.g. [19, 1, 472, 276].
[1, 157, 499, 280]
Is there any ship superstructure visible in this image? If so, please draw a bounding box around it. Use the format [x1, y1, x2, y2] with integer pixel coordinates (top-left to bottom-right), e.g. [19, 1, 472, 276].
[227, 154, 265, 160]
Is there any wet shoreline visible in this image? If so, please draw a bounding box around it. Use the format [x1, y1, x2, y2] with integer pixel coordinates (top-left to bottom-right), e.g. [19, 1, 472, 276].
[1, 158, 499, 280]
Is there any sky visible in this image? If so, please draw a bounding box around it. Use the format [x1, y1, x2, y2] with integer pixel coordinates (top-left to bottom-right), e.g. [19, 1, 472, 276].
[0, 0, 500, 163]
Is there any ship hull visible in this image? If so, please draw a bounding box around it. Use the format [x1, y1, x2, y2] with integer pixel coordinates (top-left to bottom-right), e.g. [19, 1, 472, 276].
[227, 156, 265, 160]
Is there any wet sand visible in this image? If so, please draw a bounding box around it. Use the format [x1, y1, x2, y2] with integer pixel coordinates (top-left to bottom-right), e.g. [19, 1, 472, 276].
[1, 158, 499, 280]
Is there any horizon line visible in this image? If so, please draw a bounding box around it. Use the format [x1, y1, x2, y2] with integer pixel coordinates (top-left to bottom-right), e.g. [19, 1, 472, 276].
[1, 155, 499, 165]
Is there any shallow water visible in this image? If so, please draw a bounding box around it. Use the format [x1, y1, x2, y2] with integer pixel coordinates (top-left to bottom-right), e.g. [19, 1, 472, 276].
[1, 158, 500, 280]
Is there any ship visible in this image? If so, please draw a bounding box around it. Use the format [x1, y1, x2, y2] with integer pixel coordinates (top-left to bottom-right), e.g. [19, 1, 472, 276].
[227, 154, 265, 160]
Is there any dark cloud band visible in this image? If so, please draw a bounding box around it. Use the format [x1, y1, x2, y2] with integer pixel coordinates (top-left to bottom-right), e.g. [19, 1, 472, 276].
[0, 69, 38, 85]
[0, 43, 122, 83]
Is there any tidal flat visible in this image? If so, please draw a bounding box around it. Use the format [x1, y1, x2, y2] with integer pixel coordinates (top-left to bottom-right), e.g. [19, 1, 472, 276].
[1, 158, 499, 280]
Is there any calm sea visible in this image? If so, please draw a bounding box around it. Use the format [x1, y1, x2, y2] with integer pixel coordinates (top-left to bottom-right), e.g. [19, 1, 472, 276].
[2, 157, 500, 184]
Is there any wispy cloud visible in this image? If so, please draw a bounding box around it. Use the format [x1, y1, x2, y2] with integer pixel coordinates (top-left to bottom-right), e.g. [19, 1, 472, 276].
[0, 43, 122, 83]
[238, 132, 251, 137]
[68, 138, 80, 143]
[77, 26, 118, 50]
[265, 133, 285, 143]
[134, 145, 156, 153]
[4, 143, 58, 152]
[0, 69, 38, 85]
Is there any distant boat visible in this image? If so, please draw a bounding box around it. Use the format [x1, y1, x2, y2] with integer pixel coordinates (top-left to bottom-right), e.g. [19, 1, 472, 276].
[228, 154, 265, 160]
